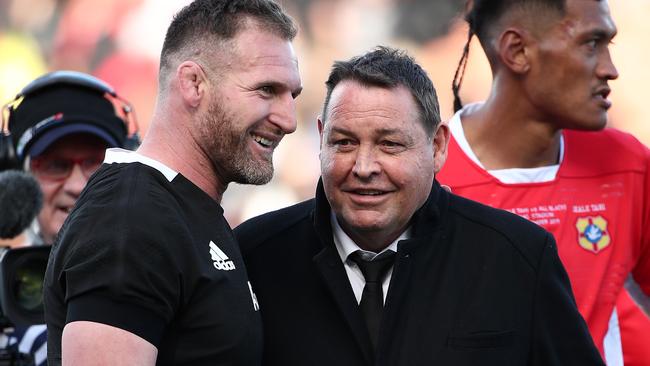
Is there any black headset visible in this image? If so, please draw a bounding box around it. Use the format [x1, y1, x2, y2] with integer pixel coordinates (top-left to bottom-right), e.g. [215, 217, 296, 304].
[0, 70, 141, 171]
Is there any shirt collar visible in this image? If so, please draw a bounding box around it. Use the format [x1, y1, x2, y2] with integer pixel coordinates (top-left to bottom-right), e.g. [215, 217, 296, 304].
[330, 211, 409, 263]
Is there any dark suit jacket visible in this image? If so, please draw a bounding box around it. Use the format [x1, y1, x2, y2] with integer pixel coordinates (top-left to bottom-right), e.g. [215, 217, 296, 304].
[235, 180, 604, 366]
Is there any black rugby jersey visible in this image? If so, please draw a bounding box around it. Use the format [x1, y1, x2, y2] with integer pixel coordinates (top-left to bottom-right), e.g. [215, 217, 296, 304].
[44, 149, 262, 365]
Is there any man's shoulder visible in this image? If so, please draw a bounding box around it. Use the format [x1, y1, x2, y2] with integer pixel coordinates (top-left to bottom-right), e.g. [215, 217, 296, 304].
[235, 199, 315, 253]
[563, 128, 650, 174]
[60, 163, 189, 254]
[447, 192, 546, 237]
[80, 162, 179, 214]
[567, 126, 640, 141]
[446, 192, 551, 266]
[89, 161, 169, 192]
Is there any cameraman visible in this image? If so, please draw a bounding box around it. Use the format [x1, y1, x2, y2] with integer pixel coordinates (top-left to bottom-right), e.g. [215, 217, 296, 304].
[1, 71, 131, 365]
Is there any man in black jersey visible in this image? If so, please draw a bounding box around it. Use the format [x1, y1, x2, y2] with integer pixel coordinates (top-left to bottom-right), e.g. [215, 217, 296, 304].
[43, 0, 302, 365]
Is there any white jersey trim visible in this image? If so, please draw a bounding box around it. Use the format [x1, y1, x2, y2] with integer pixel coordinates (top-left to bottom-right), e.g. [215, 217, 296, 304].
[449, 103, 564, 184]
[104, 148, 178, 182]
[604, 307, 624, 366]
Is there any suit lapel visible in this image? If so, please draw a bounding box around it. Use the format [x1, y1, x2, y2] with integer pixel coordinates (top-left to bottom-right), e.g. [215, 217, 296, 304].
[375, 237, 422, 363]
[313, 246, 374, 365]
[311, 180, 374, 365]
[378, 184, 447, 361]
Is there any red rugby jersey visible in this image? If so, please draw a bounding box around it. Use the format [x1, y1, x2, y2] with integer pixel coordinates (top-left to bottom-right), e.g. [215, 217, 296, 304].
[439, 123, 650, 365]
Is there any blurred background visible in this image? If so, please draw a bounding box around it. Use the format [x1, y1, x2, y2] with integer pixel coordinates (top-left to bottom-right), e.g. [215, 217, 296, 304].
[1, 0, 648, 226]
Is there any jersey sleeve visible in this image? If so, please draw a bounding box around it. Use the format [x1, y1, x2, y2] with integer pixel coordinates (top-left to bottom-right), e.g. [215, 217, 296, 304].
[634, 145, 650, 295]
[530, 234, 605, 365]
[57, 184, 189, 347]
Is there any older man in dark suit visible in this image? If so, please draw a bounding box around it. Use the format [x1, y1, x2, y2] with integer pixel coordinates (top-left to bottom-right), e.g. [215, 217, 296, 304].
[235, 46, 603, 366]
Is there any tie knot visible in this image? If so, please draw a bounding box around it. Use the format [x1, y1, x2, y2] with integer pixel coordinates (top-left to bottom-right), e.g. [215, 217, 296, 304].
[350, 251, 396, 283]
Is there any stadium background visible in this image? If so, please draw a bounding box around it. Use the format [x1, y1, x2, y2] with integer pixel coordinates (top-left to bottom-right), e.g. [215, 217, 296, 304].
[1, 0, 648, 225]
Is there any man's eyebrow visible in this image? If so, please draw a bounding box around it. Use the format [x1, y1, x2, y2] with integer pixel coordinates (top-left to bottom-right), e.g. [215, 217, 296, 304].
[328, 126, 353, 136]
[375, 128, 403, 136]
[328, 126, 410, 139]
[588, 27, 617, 40]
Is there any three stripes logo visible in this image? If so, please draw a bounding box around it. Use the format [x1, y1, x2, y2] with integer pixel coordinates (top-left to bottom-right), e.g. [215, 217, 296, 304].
[248, 281, 260, 311]
[209, 241, 235, 271]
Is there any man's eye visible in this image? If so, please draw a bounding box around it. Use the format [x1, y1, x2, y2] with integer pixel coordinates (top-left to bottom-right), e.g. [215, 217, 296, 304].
[259, 86, 274, 95]
[44, 159, 70, 174]
[381, 140, 406, 150]
[331, 139, 355, 149]
[81, 157, 103, 170]
[585, 39, 598, 50]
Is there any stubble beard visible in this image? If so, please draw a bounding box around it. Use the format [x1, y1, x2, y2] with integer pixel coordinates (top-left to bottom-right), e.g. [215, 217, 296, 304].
[197, 100, 274, 186]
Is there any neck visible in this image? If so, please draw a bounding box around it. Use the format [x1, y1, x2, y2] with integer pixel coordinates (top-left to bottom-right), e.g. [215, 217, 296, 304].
[340, 223, 404, 253]
[137, 116, 228, 202]
[461, 83, 562, 170]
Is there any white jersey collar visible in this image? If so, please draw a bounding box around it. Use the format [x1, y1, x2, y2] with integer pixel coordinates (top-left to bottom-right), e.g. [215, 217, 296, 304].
[103, 148, 178, 182]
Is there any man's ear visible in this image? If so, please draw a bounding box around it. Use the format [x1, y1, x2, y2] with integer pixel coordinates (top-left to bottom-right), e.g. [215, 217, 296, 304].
[498, 28, 532, 74]
[177, 61, 208, 108]
[317, 116, 325, 146]
[433, 123, 450, 174]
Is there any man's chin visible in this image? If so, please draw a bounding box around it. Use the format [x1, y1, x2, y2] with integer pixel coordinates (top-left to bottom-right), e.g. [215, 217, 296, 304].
[232, 165, 274, 185]
[339, 212, 388, 233]
[565, 112, 608, 131]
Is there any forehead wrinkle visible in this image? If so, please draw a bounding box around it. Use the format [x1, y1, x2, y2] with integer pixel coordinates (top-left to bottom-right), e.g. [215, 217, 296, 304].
[327, 90, 403, 124]
[325, 82, 421, 129]
[228, 52, 300, 91]
[244, 54, 297, 67]
[328, 124, 405, 137]
[227, 39, 297, 73]
[328, 105, 399, 123]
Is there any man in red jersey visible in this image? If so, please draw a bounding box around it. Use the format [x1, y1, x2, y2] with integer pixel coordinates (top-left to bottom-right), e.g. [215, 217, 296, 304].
[438, 0, 650, 365]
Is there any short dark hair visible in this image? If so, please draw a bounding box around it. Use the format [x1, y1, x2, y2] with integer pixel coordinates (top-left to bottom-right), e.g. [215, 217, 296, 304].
[452, 0, 566, 111]
[466, 0, 565, 43]
[322, 46, 441, 135]
[160, 0, 297, 71]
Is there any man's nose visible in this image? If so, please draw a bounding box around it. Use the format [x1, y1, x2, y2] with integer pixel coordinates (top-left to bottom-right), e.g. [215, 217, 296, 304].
[63, 164, 88, 197]
[598, 49, 619, 81]
[270, 93, 298, 135]
[352, 147, 381, 179]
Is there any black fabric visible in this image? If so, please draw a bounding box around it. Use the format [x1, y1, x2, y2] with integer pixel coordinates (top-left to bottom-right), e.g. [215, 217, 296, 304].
[234, 179, 605, 366]
[8, 84, 126, 158]
[44, 161, 262, 366]
[350, 251, 395, 351]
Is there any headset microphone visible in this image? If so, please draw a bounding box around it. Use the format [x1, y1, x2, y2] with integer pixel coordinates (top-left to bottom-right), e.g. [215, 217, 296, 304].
[0, 70, 141, 171]
[0, 170, 43, 239]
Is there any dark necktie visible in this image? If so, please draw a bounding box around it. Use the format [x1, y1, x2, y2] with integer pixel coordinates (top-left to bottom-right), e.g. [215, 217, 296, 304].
[349, 250, 396, 351]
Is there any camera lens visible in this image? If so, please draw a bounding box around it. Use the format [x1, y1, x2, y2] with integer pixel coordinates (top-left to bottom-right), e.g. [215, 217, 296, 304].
[12, 256, 46, 312]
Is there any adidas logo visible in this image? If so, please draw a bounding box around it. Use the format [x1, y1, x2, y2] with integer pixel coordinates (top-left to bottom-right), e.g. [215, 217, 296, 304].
[209, 241, 235, 271]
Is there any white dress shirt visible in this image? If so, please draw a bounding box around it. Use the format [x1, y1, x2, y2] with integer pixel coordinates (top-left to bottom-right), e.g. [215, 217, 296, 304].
[330, 212, 410, 304]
